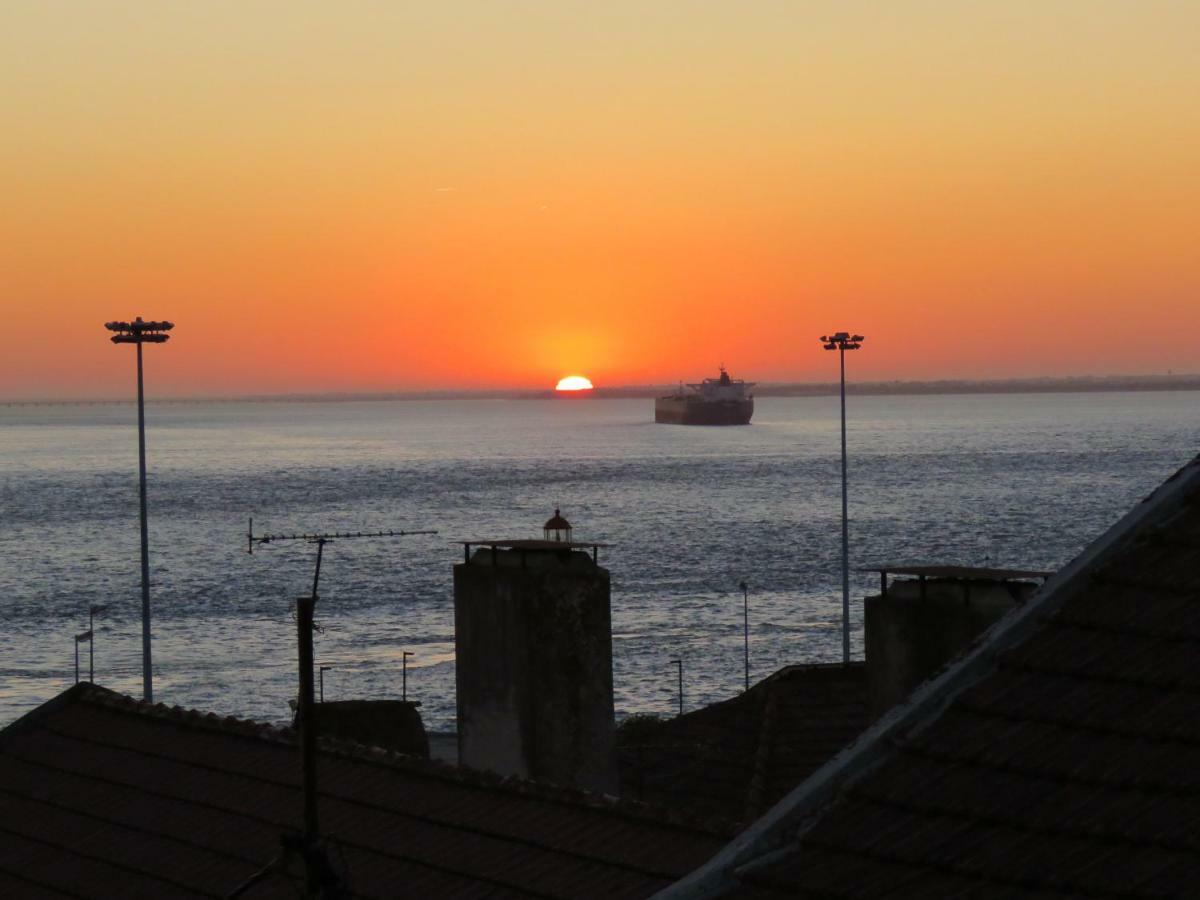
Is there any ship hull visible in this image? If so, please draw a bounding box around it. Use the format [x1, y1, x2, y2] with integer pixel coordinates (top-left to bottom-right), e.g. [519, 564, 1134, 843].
[655, 397, 754, 425]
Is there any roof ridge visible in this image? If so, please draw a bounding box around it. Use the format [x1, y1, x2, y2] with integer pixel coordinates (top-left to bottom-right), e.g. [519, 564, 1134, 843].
[59, 685, 732, 838]
[79, 684, 297, 745]
[0, 682, 97, 740]
[742, 681, 780, 821]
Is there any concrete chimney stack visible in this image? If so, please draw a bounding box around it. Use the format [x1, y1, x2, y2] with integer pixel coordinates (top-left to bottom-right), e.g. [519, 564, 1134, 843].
[454, 512, 617, 793]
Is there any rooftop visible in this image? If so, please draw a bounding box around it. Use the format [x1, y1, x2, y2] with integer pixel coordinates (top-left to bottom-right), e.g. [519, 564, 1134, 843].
[664, 452, 1200, 899]
[0, 684, 729, 899]
[619, 663, 872, 827]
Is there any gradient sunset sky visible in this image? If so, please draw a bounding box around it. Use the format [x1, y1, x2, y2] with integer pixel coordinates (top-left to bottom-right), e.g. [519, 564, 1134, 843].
[3, 1, 1197, 397]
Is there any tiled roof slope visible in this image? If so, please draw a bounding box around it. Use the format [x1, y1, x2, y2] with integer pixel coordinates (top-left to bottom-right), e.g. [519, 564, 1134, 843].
[619, 664, 870, 826]
[0, 685, 729, 899]
[662, 453, 1200, 900]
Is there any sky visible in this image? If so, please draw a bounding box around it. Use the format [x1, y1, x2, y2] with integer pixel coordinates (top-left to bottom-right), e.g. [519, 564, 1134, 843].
[2, 1, 1198, 397]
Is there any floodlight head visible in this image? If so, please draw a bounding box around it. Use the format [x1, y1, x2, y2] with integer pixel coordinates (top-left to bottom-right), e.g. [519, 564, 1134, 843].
[821, 331, 864, 350]
[105, 318, 174, 344]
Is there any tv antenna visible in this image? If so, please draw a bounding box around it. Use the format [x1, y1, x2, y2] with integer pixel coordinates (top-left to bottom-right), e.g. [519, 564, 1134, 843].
[228, 520, 437, 899]
[246, 517, 437, 556]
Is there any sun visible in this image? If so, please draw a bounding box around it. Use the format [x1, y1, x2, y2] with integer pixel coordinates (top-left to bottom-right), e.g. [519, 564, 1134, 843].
[555, 375, 594, 392]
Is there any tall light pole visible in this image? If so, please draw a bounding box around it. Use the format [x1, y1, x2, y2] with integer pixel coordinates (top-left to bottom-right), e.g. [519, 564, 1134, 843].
[402, 650, 414, 702]
[739, 580, 750, 692]
[821, 331, 864, 665]
[105, 317, 173, 703]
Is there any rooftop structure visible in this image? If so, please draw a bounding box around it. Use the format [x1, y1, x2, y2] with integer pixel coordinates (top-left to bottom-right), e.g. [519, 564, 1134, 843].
[0, 684, 728, 899]
[455, 513, 618, 793]
[662, 452, 1200, 899]
[862, 563, 1050, 717]
[619, 663, 871, 827]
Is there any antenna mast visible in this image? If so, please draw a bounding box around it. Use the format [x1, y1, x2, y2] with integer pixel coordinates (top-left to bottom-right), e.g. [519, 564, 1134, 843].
[231, 521, 437, 899]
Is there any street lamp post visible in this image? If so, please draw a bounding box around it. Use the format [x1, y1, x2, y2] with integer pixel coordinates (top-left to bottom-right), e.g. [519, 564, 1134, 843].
[670, 658, 683, 716]
[105, 317, 173, 703]
[821, 331, 864, 665]
[402, 651, 414, 702]
[319, 665, 332, 703]
[88, 604, 108, 683]
[74, 630, 91, 684]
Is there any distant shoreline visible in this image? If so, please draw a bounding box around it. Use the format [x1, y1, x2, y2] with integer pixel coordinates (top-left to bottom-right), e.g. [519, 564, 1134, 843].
[4, 375, 1199, 406]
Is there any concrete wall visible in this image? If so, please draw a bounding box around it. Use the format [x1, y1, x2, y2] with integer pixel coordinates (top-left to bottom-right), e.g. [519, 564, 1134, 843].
[865, 578, 1039, 718]
[453, 547, 617, 793]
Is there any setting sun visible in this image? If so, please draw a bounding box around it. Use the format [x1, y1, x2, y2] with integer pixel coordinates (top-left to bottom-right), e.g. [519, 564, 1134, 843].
[555, 375, 594, 392]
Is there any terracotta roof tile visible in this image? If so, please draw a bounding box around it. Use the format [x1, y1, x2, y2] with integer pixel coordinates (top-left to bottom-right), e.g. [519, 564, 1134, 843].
[1, 685, 727, 899]
[665, 455, 1200, 899]
[618, 663, 872, 826]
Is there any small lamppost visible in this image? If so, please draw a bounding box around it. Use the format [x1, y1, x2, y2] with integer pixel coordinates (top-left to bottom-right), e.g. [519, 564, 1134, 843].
[821, 331, 864, 665]
[74, 630, 92, 684]
[105, 317, 173, 702]
[88, 604, 108, 683]
[670, 658, 683, 716]
[319, 665, 332, 703]
[402, 651, 414, 701]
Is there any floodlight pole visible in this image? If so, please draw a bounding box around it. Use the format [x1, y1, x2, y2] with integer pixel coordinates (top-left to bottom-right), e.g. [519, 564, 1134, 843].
[740, 581, 749, 692]
[402, 651, 414, 702]
[135, 338, 152, 699]
[106, 317, 173, 703]
[821, 332, 864, 665]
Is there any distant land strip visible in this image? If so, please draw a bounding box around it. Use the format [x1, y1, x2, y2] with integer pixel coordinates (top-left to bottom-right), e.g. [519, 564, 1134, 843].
[4, 374, 1200, 406]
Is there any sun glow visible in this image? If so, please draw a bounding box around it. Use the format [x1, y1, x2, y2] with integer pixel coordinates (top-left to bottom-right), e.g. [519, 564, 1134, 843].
[555, 375, 594, 392]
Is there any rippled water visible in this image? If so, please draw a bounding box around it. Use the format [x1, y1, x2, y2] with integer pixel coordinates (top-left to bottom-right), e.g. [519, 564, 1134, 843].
[2, 392, 1198, 729]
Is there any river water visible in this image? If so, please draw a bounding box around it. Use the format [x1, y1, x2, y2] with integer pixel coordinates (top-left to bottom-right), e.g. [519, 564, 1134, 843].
[2, 392, 1198, 729]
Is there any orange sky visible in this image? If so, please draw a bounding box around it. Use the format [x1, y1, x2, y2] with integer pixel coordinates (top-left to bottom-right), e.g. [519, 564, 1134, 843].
[2, 2, 1198, 397]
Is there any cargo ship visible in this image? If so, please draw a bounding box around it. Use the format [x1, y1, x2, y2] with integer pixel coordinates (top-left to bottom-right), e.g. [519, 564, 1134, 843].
[655, 366, 754, 425]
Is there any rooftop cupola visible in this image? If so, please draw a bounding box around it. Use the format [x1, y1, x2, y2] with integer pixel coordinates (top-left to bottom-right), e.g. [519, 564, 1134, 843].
[543, 509, 572, 543]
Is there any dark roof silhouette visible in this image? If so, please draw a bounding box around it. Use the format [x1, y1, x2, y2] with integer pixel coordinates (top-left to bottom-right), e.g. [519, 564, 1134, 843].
[308, 699, 429, 758]
[619, 663, 871, 826]
[0, 684, 729, 899]
[663, 452, 1200, 899]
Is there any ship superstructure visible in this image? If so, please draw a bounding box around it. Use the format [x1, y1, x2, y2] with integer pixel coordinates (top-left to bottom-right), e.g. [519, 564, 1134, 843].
[654, 366, 754, 425]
